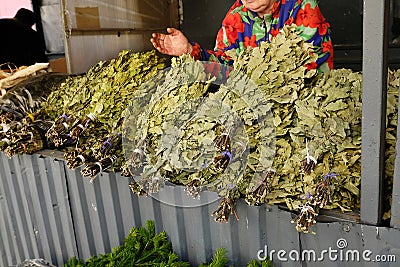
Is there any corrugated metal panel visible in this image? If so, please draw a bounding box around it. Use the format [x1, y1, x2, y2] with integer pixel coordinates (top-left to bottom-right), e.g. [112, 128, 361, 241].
[62, 162, 400, 266]
[64, 166, 301, 266]
[0, 152, 77, 266]
[65, 167, 132, 259]
[2, 152, 400, 266]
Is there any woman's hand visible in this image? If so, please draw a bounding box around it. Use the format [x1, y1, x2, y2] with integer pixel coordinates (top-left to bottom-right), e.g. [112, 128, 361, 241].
[150, 28, 193, 56]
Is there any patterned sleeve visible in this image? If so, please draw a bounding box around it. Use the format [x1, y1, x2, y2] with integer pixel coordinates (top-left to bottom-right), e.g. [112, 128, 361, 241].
[189, 1, 242, 65]
[294, 0, 334, 72]
[190, 0, 334, 72]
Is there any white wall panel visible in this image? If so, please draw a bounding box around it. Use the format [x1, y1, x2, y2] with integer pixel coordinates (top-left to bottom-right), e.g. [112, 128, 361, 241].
[61, 0, 179, 73]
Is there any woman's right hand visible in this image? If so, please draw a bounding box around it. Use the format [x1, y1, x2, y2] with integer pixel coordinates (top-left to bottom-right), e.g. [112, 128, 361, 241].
[150, 28, 193, 56]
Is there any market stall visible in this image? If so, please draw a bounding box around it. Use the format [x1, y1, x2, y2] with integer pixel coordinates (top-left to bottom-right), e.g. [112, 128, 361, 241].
[1, 0, 400, 267]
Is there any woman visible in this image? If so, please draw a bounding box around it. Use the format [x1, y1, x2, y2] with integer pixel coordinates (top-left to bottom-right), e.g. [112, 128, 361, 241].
[151, 0, 333, 72]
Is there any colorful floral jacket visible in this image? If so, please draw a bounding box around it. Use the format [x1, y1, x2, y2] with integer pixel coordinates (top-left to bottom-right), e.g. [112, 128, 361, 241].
[190, 0, 333, 72]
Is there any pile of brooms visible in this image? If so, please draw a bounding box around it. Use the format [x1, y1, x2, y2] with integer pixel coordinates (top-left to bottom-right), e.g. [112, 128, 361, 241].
[1, 25, 399, 233]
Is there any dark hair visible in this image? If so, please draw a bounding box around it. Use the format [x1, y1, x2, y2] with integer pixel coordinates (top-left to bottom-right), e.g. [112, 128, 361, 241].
[14, 8, 35, 27]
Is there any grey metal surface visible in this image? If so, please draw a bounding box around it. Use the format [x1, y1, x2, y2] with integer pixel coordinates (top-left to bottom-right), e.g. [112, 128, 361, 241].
[361, 0, 390, 225]
[65, 167, 136, 259]
[391, 79, 400, 228]
[299, 222, 363, 267]
[55, 160, 400, 266]
[64, 164, 302, 266]
[1, 152, 400, 266]
[299, 222, 400, 267]
[0, 153, 77, 267]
